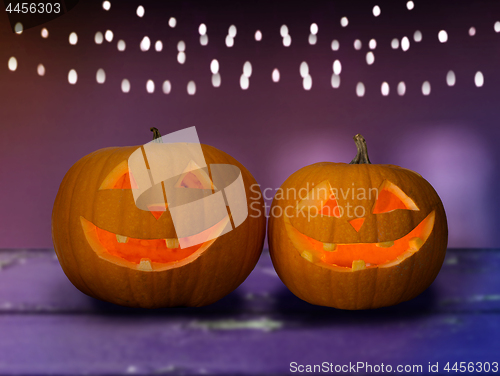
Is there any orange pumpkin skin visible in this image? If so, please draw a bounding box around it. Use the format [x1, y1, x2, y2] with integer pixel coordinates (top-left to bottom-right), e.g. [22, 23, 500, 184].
[268, 145, 447, 310]
[52, 144, 265, 308]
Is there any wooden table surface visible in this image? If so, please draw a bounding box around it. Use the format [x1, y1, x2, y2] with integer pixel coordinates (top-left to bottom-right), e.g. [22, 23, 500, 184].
[0, 248, 498, 375]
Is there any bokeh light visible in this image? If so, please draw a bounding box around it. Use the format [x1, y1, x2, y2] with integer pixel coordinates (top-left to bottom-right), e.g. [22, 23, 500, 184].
[136, 5, 144, 17]
[401, 36, 410, 51]
[140, 36, 150, 51]
[14, 22, 23, 34]
[422, 81, 431, 95]
[37, 64, 45, 76]
[333, 60, 342, 75]
[356, 82, 365, 97]
[95, 32, 103, 44]
[68, 69, 77, 84]
[198, 24, 207, 35]
[303, 75, 312, 90]
[446, 71, 456, 86]
[299, 62, 309, 78]
[96, 69, 106, 84]
[397, 81, 406, 96]
[121, 79, 130, 93]
[105, 30, 113, 42]
[210, 59, 219, 74]
[475, 71, 484, 87]
[240, 75, 249, 90]
[438, 30, 448, 43]
[212, 74, 221, 87]
[162, 80, 171, 94]
[381, 82, 389, 96]
[331, 74, 340, 88]
[366, 51, 375, 65]
[228, 25, 237, 38]
[283, 35, 291, 47]
[414, 30, 422, 42]
[69, 32, 78, 45]
[8, 57, 17, 71]
[243, 61, 252, 78]
[146, 80, 155, 93]
[187, 81, 196, 95]
[272, 69, 280, 82]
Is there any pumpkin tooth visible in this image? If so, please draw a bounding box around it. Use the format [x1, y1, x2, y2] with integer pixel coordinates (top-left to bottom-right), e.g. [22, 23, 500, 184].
[323, 243, 337, 252]
[376, 240, 394, 248]
[352, 259, 366, 271]
[137, 258, 153, 271]
[165, 238, 179, 249]
[408, 237, 423, 251]
[397, 250, 415, 261]
[116, 234, 128, 243]
[300, 250, 316, 263]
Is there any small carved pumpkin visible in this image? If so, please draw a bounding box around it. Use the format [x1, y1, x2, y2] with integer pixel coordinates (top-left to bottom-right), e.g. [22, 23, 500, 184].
[52, 129, 265, 308]
[268, 135, 447, 309]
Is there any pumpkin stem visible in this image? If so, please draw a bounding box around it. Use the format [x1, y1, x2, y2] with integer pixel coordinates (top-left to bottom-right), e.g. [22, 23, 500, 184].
[349, 134, 371, 164]
[151, 127, 163, 143]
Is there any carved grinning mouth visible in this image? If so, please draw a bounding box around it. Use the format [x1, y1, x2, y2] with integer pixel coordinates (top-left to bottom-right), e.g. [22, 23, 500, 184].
[80, 216, 229, 271]
[284, 211, 435, 270]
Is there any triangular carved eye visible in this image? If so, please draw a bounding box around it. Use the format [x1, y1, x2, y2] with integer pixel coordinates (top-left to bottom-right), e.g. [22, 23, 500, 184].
[99, 161, 138, 190]
[174, 160, 216, 190]
[296, 180, 341, 217]
[372, 180, 419, 214]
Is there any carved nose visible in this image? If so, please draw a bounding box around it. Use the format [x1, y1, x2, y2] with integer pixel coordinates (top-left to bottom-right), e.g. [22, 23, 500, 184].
[150, 211, 164, 220]
[147, 204, 167, 220]
[349, 218, 365, 232]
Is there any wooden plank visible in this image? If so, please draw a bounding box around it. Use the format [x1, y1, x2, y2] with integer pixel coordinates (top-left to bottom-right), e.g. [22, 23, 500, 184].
[0, 249, 499, 314]
[0, 313, 498, 375]
[0, 249, 499, 374]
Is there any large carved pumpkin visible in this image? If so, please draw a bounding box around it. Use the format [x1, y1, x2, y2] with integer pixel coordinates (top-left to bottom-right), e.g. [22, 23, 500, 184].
[268, 135, 447, 309]
[52, 129, 266, 308]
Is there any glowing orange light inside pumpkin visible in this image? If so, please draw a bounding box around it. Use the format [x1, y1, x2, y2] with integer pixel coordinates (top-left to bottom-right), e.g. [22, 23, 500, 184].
[297, 180, 341, 217]
[80, 215, 229, 265]
[372, 180, 419, 214]
[147, 203, 167, 220]
[349, 217, 365, 232]
[285, 211, 435, 269]
[174, 161, 216, 190]
[320, 196, 341, 217]
[112, 171, 138, 189]
[99, 161, 138, 190]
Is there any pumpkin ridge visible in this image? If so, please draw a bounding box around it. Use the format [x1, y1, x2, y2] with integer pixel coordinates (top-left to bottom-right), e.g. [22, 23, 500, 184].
[70, 151, 105, 299]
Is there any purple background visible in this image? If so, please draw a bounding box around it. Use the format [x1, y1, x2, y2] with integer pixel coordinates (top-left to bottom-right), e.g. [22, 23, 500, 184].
[0, 0, 499, 248]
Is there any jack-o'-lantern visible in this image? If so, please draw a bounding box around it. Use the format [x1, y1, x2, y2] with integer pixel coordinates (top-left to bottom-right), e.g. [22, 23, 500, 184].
[52, 128, 266, 308]
[268, 134, 447, 309]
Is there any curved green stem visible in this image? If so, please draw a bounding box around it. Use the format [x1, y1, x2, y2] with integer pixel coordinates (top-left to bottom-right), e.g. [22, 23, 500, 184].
[349, 134, 371, 164]
[151, 127, 163, 143]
